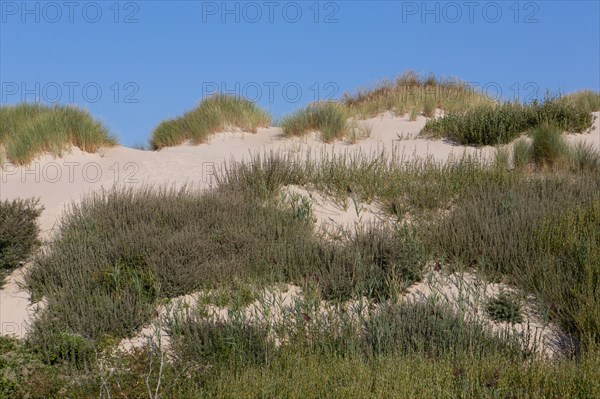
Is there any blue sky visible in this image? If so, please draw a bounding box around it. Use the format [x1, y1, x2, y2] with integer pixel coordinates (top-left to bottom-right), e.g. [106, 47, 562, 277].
[1, 0, 599, 146]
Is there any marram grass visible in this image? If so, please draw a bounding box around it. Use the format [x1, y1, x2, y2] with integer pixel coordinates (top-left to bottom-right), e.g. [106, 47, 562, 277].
[0, 103, 116, 165]
[151, 94, 271, 149]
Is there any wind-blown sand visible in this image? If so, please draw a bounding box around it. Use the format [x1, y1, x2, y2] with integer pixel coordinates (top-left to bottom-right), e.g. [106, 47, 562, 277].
[1, 112, 598, 343]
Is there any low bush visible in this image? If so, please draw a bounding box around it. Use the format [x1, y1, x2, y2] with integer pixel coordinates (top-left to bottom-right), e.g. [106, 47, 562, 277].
[421, 97, 595, 146]
[0, 198, 43, 274]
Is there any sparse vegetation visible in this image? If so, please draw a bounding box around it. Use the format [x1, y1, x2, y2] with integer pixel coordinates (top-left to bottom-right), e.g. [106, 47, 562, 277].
[0, 103, 116, 165]
[151, 94, 271, 149]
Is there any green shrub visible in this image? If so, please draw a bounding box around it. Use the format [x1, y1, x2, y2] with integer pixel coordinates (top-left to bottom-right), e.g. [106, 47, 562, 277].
[485, 292, 523, 324]
[0, 104, 116, 165]
[281, 102, 348, 142]
[421, 97, 594, 146]
[151, 94, 271, 149]
[0, 198, 43, 273]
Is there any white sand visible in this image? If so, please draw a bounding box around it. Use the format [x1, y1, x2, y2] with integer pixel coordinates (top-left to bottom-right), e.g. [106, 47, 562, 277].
[1, 112, 598, 341]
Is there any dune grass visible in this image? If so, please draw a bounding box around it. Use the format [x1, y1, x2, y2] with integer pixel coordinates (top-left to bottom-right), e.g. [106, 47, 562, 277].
[0, 103, 116, 165]
[151, 94, 271, 149]
[559, 90, 600, 113]
[342, 70, 494, 119]
[421, 95, 596, 146]
[280, 102, 349, 142]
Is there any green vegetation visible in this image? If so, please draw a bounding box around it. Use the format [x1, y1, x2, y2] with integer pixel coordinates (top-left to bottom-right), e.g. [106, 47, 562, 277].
[280, 102, 349, 142]
[0, 103, 116, 165]
[26, 183, 425, 363]
[342, 70, 494, 118]
[0, 198, 43, 279]
[485, 292, 523, 324]
[151, 94, 271, 149]
[3, 76, 600, 397]
[421, 96, 596, 146]
[559, 90, 600, 113]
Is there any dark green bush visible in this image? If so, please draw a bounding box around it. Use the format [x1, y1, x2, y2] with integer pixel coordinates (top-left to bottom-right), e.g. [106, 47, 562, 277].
[421, 97, 594, 146]
[485, 293, 523, 324]
[0, 198, 43, 273]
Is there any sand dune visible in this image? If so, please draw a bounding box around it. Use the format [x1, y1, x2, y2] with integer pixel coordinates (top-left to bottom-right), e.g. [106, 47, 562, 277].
[1, 112, 598, 339]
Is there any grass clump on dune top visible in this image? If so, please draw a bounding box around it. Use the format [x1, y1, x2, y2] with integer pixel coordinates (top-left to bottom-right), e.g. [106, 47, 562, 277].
[0, 103, 116, 165]
[280, 102, 349, 142]
[342, 70, 494, 118]
[151, 94, 271, 149]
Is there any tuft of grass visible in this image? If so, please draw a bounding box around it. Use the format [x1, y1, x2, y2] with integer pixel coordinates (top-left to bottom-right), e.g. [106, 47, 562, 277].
[151, 94, 271, 149]
[0, 198, 43, 276]
[530, 122, 570, 167]
[570, 142, 600, 173]
[423, 97, 437, 118]
[280, 102, 348, 142]
[512, 139, 531, 170]
[558, 90, 600, 113]
[343, 70, 494, 119]
[0, 103, 116, 165]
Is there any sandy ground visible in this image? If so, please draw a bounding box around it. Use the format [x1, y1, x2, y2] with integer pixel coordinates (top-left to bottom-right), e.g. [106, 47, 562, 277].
[1, 111, 598, 342]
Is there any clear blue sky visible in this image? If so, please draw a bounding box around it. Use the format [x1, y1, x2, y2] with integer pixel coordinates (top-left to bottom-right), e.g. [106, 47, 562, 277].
[1, 0, 599, 146]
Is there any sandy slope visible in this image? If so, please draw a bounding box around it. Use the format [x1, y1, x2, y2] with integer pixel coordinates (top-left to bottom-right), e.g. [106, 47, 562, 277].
[1, 112, 598, 339]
